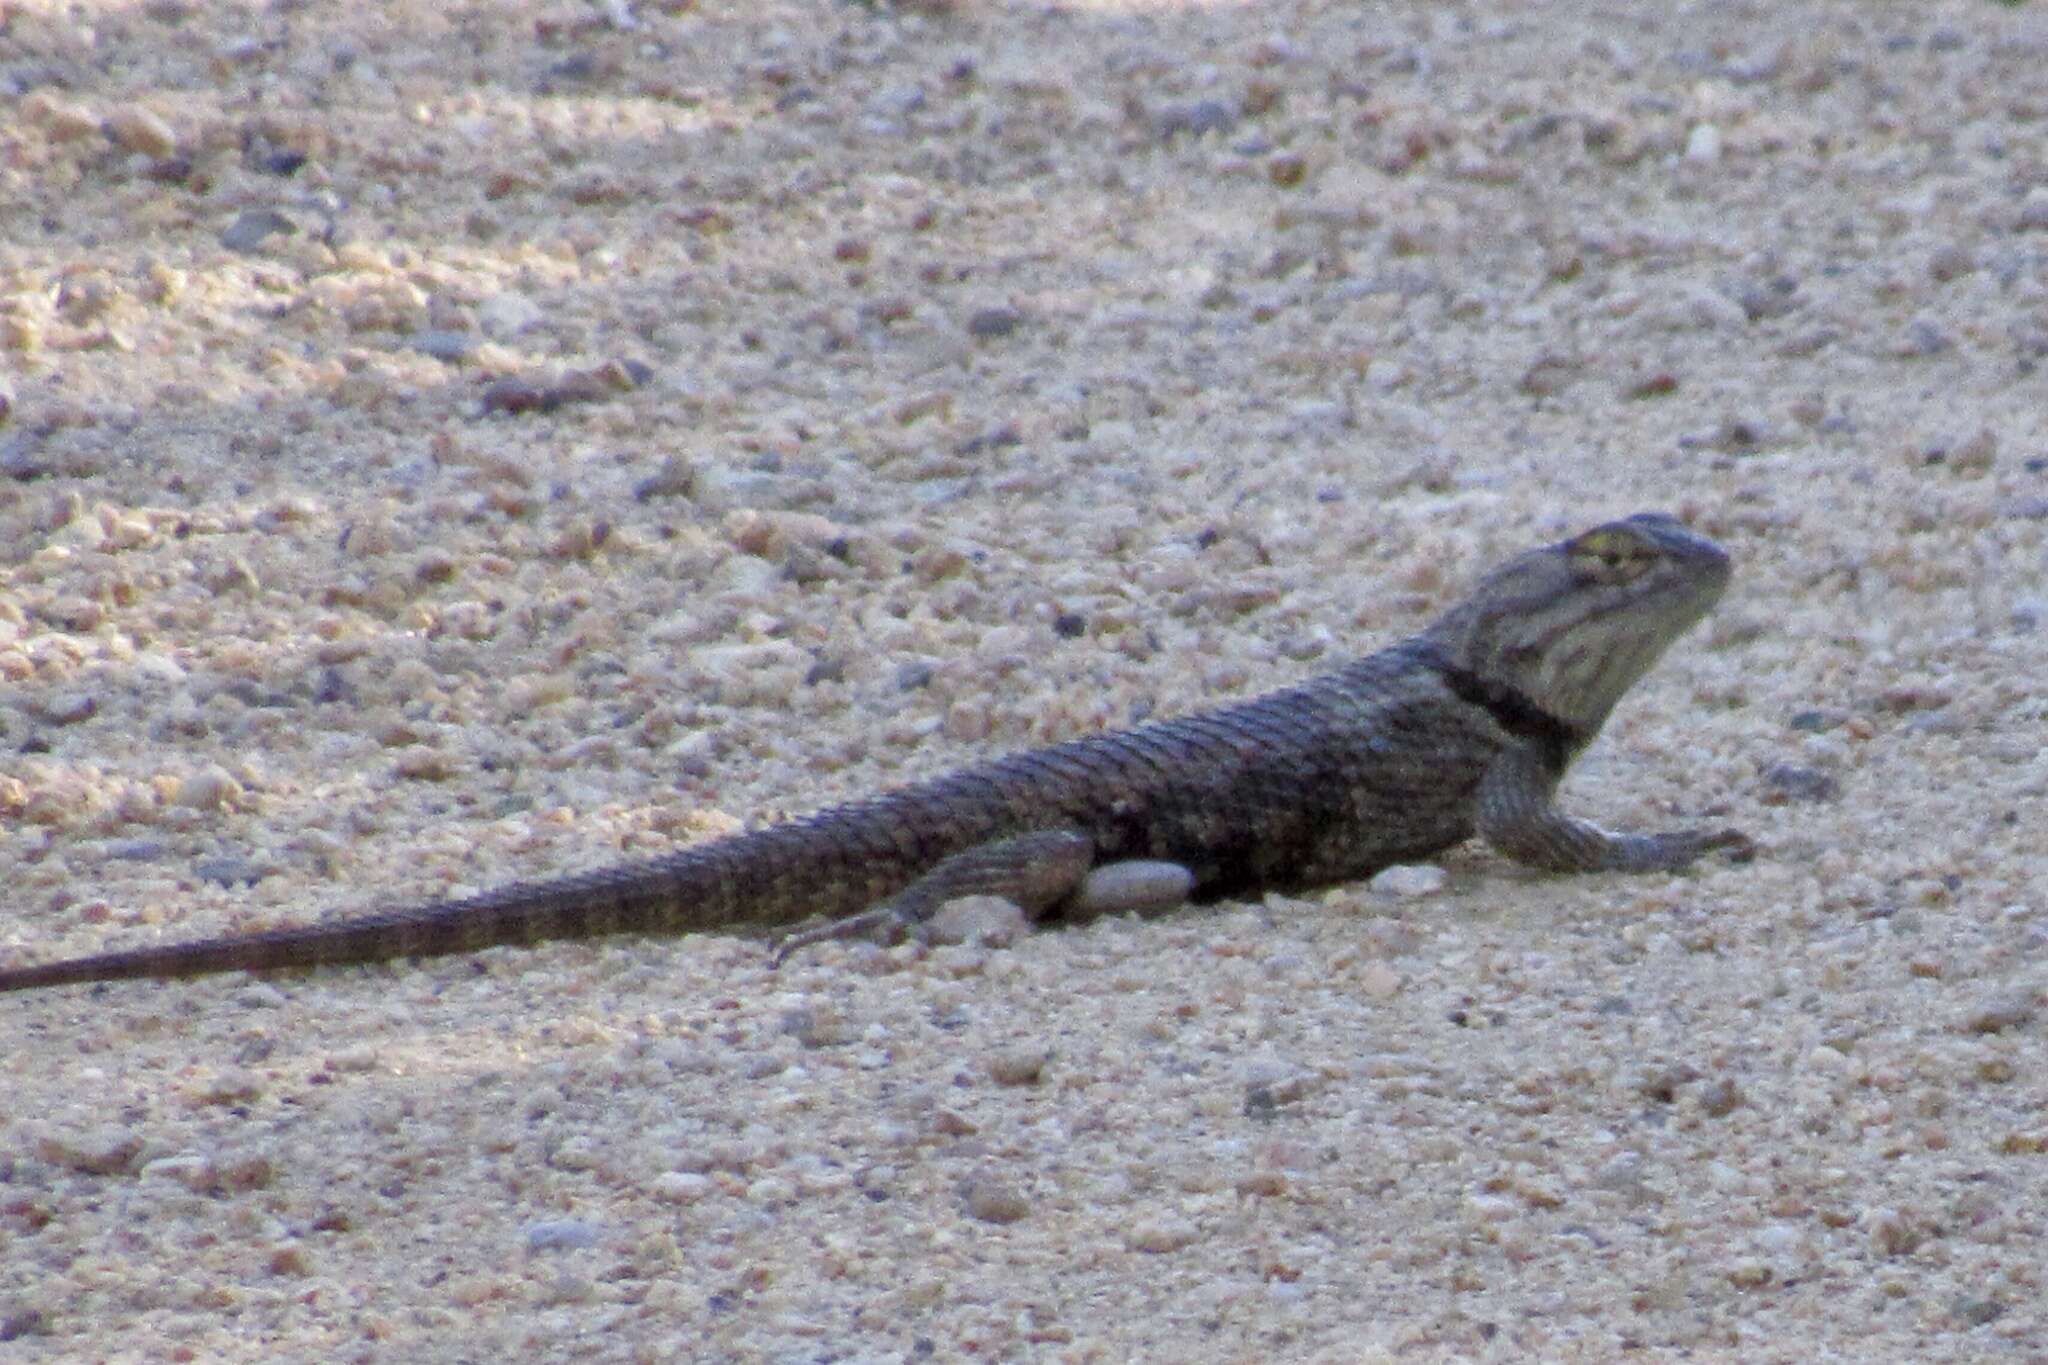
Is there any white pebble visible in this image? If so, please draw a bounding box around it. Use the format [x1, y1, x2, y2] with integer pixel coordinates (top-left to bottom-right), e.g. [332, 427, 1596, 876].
[525, 1219, 602, 1252]
[652, 1172, 713, 1203]
[927, 894, 1029, 948]
[1369, 864, 1447, 898]
[478, 291, 543, 338]
[1073, 860, 1195, 914]
[176, 766, 245, 811]
[1126, 1216, 1200, 1253]
[2017, 187, 2048, 232]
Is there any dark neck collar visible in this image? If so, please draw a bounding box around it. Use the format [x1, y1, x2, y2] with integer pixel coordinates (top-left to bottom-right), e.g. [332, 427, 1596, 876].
[1412, 643, 1587, 774]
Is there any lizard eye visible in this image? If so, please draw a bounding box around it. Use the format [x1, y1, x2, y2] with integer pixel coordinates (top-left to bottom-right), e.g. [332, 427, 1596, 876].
[1568, 529, 1651, 580]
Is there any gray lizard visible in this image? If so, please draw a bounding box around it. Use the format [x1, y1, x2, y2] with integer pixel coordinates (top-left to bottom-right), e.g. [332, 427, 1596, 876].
[0, 511, 1751, 993]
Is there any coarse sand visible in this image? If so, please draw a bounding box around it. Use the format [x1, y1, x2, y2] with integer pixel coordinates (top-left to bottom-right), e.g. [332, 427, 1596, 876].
[3, 0, 2048, 1360]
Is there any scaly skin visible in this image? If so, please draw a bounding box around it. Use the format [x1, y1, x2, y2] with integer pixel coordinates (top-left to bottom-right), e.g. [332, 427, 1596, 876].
[0, 512, 1751, 993]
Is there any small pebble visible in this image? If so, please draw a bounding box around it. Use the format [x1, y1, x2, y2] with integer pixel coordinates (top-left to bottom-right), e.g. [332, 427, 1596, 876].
[479, 378, 555, 417]
[1760, 763, 1840, 803]
[105, 108, 179, 157]
[525, 1219, 602, 1252]
[1126, 1216, 1200, 1253]
[35, 597, 105, 632]
[985, 1047, 1050, 1086]
[1355, 961, 1402, 999]
[219, 208, 299, 253]
[26, 93, 100, 141]
[1962, 997, 2036, 1035]
[202, 1150, 273, 1191]
[1369, 864, 1447, 898]
[1592, 1153, 1645, 1192]
[393, 748, 457, 781]
[0, 1310, 50, 1342]
[652, 1172, 714, 1203]
[1948, 427, 1997, 474]
[191, 1068, 264, 1104]
[1624, 370, 1680, 399]
[932, 1107, 978, 1137]
[1518, 353, 1582, 398]
[477, 291, 543, 338]
[193, 857, 269, 887]
[1863, 1207, 1920, 1257]
[1894, 317, 1953, 356]
[962, 1176, 1030, 1225]
[215, 35, 266, 65]
[866, 84, 926, 120]
[0, 438, 47, 483]
[778, 1003, 854, 1048]
[1268, 153, 1308, 187]
[1927, 244, 1975, 282]
[34, 1126, 145, 1176]
[28, 692, 96, 726]
[1072, 861, 1194, 915]
[1639, 1063, 1702, 1103]
[1696, 1077, 1744, 1117]
[1236, 1170, 1289, 1197]
[176, 766, 245, 810]
[548, 1138, 600, 1172]
[966, 306, 1023, 340]
[406, 330, 476, 364]
[1732, 276, 1799, 321]
[1155, 98, 1239, 139]
[141, 1153, 217, 1190]
[2016, 188, 2048, 234]
[927, 894, 1029, 949]
[1243, 1070, 1319, 1116]
[1726, 1258, 1773, 1288]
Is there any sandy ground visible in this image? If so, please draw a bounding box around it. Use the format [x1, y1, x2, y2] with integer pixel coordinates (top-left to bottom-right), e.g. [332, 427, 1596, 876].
[3, 0, 2047, 1359]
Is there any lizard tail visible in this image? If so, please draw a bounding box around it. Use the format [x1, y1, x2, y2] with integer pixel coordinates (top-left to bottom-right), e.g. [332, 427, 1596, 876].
[0, 815, 924, 992]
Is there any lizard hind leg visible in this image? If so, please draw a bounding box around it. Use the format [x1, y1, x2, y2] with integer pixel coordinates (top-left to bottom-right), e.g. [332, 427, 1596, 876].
[771, 829, 1096, 966]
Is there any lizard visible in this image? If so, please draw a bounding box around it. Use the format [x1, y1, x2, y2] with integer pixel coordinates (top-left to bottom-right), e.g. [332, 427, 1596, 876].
[0, 511, 1752, 994]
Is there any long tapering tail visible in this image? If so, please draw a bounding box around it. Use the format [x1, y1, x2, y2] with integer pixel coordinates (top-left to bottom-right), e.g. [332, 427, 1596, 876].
[0, 808, 939, 993]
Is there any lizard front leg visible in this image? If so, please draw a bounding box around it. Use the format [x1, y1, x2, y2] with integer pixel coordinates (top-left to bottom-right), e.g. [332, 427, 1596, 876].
[1477, 745, 1753, 873]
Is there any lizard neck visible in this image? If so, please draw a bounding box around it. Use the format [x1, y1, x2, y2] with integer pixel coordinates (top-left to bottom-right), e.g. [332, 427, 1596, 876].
[1408, 642, 1587, 775]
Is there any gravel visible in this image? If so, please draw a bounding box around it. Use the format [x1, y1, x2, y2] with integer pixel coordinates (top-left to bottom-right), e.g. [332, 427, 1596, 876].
[3, 0, 2047, 1360]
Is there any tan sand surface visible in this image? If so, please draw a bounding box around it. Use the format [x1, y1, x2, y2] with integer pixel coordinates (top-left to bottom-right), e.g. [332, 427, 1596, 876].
[3, 0, 2047, 1359]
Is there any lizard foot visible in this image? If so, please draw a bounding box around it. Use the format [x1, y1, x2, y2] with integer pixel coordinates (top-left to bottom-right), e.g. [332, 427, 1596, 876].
[770, 906, 924, 968]
[1621, 825, 1755, 871]
[1701, 827, 1757, 864]
[771, 829, 1098, 968]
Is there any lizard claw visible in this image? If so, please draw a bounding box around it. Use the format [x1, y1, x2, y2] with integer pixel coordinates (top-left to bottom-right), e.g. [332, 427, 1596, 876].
[769, 905, 919, 969]
[1704, 827, 1757, 863]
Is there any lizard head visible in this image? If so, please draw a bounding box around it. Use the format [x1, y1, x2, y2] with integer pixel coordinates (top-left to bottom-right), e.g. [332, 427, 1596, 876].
[1423, 512, 1731, 740]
